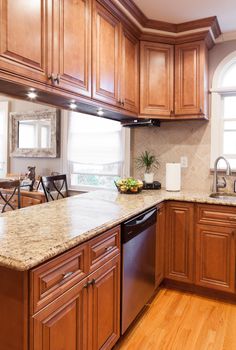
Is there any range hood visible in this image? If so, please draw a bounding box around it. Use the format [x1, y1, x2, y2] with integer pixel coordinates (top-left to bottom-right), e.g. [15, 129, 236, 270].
[122, 119, 161, 128]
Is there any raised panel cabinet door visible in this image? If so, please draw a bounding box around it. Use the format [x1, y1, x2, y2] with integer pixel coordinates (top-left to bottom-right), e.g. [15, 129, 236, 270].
[120, 28, 139, 113]
[155, 203, 166, 287]
[32, 278, 88, 350]
[165, 202, 194, 283]
[140, 41, 174, 117]
[51, 0, 91, 96]
[88, 255, 120, 350]
[0, 0, 48, 83]
[195, 225, 235, 293]
[92, 2, 120, 106]
[175, 41, 208, 117]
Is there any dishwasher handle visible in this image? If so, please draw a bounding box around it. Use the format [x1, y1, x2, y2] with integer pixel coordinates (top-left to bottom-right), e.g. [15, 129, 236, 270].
[122, 207, 157, 243]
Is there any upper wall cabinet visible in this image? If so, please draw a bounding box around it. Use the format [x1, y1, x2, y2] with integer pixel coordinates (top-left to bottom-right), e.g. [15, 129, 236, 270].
[51, 0, 91, 97]
[120, 28, 139, 113]
[92, 2, 139, 112]
[140, 40, 208, 119]
[140, 41, 174, 117]
[0, 0, 92, 97]
[175, 41, 208, 117]
[92, 2, 120, 106]
[0, 0, 48, 83]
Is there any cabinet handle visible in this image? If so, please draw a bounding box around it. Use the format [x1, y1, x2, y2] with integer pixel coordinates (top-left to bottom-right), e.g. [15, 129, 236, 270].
[105, 246, 114, 252]
[232, 231, 236, 238]
[199, 107, 203, 114]
[121, 100, 125, 106]
[48, 73, 60, 85]
[229, 216, 236, 221]
[87, 278, 96, 287]
[62, 271, 74, 280]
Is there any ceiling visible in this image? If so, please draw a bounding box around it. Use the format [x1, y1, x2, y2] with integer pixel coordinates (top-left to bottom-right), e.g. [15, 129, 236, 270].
[134, 0, 236, 33]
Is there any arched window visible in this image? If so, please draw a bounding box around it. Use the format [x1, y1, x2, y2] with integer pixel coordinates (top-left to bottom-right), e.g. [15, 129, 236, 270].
[211, 51, 236, 169]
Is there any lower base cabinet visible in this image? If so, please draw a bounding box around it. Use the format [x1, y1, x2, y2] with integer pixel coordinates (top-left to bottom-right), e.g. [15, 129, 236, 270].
[195, 224, 235, 293]
[31, 255, 120, 350]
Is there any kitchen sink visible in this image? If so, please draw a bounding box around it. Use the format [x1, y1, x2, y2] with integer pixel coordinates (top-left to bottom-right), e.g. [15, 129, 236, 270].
[209, 192, 236, 201]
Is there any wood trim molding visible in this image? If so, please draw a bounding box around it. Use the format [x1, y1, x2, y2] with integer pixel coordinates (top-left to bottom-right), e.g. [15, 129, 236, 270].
[116, 0, 221, 40]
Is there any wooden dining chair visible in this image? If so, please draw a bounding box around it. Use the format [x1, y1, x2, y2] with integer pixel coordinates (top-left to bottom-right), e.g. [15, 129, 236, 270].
[41, 174, 69, 202]
[0, 179, 21, 213]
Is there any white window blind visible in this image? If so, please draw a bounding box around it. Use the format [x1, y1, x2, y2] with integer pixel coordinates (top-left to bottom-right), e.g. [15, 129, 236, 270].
[0, 102, 8, 177]
[67, 112, 129, 190]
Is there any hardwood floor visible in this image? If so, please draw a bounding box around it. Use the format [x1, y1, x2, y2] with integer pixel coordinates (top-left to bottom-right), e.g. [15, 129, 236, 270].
[114, 288, 236, 350]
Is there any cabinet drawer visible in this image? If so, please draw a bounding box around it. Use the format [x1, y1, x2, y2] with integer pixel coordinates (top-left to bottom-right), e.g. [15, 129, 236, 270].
[197, 204, 236, 226]
[30, 243, 89, 314]
[88, 226, 120, 271]
[21, 196, 41, 207]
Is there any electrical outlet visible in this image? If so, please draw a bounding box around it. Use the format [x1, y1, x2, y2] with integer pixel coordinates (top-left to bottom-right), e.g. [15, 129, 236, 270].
[180, 156, 188, 168]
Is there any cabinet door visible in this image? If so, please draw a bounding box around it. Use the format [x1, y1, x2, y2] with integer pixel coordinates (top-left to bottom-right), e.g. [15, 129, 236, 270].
[165, 202, 194, 283]
[32, 278, 88, 350]
[175, 41, 208, 117]
[88, 255, 120, 350]
[195, 225, 235, 293]
[51, 0, 91, 97]
[120, 28, 139, 113]
[155, 203, 165, 287]
[0, 0, 48, 83]
[140, 41, 174, 117]
[92, 2, 120, 106]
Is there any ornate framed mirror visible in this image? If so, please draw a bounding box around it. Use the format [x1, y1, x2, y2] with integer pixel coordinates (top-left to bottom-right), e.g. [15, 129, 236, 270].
[10, 109, 60, 158]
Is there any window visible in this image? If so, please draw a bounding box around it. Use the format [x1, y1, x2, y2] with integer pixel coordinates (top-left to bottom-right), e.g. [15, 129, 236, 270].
[0, 102, 8, 177]
[211, 51, 236, 169]
[67, 112, 130, 191]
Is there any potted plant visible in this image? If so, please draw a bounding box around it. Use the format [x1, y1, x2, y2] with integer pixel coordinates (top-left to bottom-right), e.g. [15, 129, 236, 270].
[135, 150, 159, 184]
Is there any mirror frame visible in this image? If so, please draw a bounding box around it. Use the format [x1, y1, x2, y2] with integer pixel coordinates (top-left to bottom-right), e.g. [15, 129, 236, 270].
[10, 109, 60, 158]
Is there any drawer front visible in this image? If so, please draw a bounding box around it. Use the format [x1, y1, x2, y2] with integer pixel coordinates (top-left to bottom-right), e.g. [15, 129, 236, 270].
[197, 204, 236, 226]
[22, 196, 41, 207]
[89, 226, 120, 272]
[31, 243, 88, 314]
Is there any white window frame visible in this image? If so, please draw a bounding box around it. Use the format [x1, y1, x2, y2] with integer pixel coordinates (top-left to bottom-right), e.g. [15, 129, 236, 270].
[0, 101, 9, 177]
[210, 50, 236, 169]
[62, 112, 130, 192]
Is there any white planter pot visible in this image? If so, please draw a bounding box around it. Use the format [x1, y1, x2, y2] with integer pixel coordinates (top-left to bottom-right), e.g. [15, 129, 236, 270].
[144, 172, 154, 184]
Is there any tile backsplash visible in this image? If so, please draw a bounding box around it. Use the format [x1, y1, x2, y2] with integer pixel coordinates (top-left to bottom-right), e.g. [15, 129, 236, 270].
[131, 119, 235, 192]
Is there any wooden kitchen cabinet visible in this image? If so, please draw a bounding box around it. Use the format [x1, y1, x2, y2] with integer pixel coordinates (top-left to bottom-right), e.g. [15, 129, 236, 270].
[51, 0, 91, 97]
[0, 0, 48, 83]
[165, 201, 194, 283]
[155, 202, 166, 287]
[31, 277, 88, 350]
[140, 40, 208, 119]
[175, 41, 208, 118]
[195, 225, 235, 293]
[195, 204, 236, 293]
[92, 2, 120, 106]
[30, 227, 120, 350]
[140, 41, 174, 117]
[88, 255, 120, 350]
[120, 28, 139, 113]
[0, 0, 91, 97]
[93, 2, 139, 112]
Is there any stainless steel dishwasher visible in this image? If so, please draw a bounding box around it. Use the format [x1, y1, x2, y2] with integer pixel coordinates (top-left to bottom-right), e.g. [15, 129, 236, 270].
[121, 207, 157, 334]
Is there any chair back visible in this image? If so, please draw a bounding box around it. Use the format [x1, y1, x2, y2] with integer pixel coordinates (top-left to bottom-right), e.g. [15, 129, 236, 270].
[0, 179, 21, 213]
[41, 174, 69, 202]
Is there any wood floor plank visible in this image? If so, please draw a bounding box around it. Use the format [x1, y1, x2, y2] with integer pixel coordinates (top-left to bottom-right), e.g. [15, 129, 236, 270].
[114, 289, 236, 350]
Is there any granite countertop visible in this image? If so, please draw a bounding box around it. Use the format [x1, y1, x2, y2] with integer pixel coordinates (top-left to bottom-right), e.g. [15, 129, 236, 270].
[1, 189, 236, 271]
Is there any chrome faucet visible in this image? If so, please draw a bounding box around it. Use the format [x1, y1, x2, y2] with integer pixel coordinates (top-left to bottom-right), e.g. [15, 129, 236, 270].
[212, 156, 232, 193]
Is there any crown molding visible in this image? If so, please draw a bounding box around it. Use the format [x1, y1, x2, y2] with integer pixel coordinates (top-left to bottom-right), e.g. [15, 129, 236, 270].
[216, 31, 236, 43]
[116, 0, 221, 41]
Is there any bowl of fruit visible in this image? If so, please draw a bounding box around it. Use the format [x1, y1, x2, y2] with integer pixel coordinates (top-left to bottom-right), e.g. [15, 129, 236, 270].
[115, 178, 143, 194]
